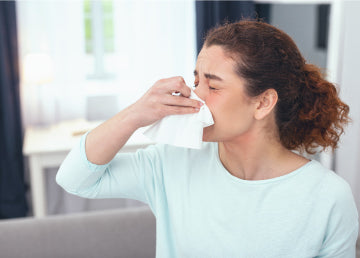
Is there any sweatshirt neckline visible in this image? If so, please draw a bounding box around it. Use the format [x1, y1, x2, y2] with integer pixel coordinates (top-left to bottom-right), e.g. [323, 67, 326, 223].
[214, 142, 313, 185]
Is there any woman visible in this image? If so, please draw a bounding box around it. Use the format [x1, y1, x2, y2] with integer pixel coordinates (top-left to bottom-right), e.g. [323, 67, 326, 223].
[56, 20, 359, 257]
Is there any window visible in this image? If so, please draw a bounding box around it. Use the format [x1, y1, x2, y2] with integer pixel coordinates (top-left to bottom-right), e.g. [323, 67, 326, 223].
[84, 0, 115, 79]
[17, 0, 196, 124]
[82, 0, 196, 107]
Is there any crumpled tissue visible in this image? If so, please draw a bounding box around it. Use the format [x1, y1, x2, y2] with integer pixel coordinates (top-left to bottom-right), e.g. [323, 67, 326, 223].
[143, 89, 214, 149]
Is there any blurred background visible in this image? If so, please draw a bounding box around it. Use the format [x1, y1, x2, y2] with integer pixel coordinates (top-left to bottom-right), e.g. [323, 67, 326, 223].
[0, 0, 359, 251]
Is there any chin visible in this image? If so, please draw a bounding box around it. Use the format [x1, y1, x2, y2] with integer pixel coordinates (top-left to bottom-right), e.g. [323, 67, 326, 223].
[202, 125, 216, 142]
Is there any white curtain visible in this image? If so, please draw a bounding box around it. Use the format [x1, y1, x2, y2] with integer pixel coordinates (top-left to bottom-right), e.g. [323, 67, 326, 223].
[17, 0, 196, 128]
[17, 0, 196, 215]
[17, 1, 87, 127]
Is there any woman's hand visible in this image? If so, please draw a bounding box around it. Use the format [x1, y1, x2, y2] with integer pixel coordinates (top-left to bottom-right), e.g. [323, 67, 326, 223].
[84, 76, 203, 164]
[127, 76, 204, 128]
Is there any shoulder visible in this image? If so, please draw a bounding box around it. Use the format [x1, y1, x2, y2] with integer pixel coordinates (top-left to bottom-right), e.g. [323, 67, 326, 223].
[308, 161, 360, 256]
[297, 160, 358, 218]
[313, 161, 355, 202]
[308, 160, 358, 222]
[297, 160, 352, 195]
[306, 160, 355, 202]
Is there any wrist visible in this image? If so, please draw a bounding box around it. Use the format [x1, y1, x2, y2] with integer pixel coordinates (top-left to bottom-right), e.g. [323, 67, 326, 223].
[115, 105, 141, 131]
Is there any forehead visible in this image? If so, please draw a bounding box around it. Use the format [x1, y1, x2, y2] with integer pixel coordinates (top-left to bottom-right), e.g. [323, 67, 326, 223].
[195, 45, 236, 74]
[195, 46, 238, 81]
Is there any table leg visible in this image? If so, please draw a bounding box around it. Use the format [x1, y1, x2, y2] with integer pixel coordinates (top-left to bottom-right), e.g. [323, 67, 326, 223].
[29, 155, 47, 217]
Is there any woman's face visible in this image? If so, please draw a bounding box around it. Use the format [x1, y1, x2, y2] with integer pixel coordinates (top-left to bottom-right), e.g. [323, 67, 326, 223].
[194, 45, 259, 143]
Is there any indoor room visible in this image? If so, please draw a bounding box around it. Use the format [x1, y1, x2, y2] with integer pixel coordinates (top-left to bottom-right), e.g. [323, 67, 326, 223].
[0, 0, 359, 257]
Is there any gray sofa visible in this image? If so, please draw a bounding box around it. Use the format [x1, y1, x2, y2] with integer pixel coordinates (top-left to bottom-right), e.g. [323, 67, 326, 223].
[0, 206, 156, 258]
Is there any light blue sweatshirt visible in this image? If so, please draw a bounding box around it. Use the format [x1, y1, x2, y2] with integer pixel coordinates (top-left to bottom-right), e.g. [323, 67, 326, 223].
[56, 131, 359, 258]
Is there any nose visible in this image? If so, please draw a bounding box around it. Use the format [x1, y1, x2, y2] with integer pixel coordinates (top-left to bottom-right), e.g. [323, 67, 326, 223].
[194, 83, 207, 102]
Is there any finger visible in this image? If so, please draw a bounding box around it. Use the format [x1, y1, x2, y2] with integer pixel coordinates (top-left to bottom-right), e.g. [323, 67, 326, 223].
[159, 76, 192, 98]
[162, 95, 203, 108]
[164, 105, 200, 116]
[175, 83, 192, 98]
[166, 75, 185, 83]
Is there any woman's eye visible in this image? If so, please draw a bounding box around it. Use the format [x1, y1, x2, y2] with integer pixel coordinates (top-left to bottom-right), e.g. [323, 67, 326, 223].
[193, 83, 216, 90]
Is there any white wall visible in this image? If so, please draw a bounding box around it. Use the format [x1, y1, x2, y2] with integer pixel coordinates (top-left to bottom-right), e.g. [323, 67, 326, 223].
[333, 0, 360, 230]
[270, 3, 327, 69]
[270, 3, 327, 163]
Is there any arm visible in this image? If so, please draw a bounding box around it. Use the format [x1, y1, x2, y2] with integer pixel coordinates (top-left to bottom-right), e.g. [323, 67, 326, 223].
[56, 131, 163, 211]
[84, 105, 140, 165]
[316, 180, 359, 258]
[56, 76, 202, 208]
[85, 76, 202, 165]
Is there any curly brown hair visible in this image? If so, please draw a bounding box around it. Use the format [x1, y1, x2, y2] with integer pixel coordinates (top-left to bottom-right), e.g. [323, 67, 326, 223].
[204, 20, 350, 154]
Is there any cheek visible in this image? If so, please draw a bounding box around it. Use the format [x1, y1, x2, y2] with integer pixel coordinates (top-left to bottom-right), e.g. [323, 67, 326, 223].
[206, 96, 235, 128]
[206, 96, 254, 133]
[207, 93, 236, 113]
[204, 96, 221, 120]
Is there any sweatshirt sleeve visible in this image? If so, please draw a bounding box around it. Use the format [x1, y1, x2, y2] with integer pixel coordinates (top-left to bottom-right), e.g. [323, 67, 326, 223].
[316, 176, 359, 258]
[56, 131, 164, 215]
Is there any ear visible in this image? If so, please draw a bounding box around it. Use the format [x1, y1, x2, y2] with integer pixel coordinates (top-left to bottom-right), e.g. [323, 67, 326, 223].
[254, 89, 278, 120]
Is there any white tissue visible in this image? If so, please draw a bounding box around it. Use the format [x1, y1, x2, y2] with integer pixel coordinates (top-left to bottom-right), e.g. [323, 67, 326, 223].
[143, 89, 214, 149]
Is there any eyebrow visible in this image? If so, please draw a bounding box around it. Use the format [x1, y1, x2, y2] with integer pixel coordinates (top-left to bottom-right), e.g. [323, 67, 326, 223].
[193, 70, 224, 81]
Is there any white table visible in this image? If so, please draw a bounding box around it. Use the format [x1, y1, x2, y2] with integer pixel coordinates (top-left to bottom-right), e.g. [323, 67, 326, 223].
[23, 119, 154, 218]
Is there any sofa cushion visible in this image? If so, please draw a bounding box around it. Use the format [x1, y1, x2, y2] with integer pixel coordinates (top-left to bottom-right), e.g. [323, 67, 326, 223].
[0, 206, 156, 258]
